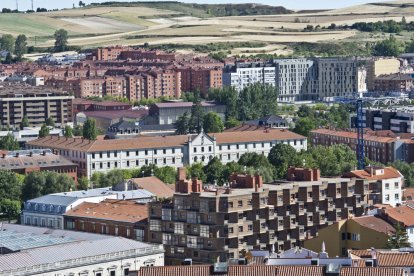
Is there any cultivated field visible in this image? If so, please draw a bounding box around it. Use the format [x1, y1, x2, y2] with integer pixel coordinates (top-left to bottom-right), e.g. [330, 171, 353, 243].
[0, 0, 413, 55]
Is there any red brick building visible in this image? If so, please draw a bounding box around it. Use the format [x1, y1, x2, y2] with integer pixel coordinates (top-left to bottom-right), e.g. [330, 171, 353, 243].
[64, 199, 149, 241]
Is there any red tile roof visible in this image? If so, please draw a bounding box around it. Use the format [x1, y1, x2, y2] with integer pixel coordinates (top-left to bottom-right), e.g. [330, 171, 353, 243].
[352, 215, 395, 234]
[340, 267, 404, 276]
[377, 252, 414, 267]
[311, 129, 398, 143]
[64, 199, 148, 223]
[403, 188, 414, 201]
[343, 167, 402, 181]
[386, 205, 414, 227]
[28, 129, 305, 152]
[132, 176, 174, 198]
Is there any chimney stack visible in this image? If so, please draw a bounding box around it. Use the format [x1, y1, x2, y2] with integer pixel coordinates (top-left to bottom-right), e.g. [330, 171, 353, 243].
[1, 154, 5, 159]
[370, 166, 374, 177]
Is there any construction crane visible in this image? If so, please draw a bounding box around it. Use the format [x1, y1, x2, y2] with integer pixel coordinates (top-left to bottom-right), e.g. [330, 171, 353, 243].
[356, 99, 365, 170]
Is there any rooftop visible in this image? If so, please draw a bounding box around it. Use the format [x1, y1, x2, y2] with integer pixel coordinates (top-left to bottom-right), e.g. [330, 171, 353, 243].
[0, 149, 75, 170]
[81, 109, 148, 120]
[131, 176, 174, 198]
[153, 101, 225, 108]
[352, 215, 395, 234]
[28, 129, 305, 152]
[64, 199, 148, 223]
[0, 84, 71, 98]
[386, 205, 414, 227]
[0, 224, 163, 273]
[343, 167, 402, 181]
[311, 129, 398, 143]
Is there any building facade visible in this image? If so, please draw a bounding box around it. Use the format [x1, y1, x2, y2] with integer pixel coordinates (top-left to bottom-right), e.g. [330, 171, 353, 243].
[27, 129, 307, 178]
[362, 107, 414, 133]
[147, 166, 401, 264]
[366, 58, 401, 91]
[0, 85, 73, 129]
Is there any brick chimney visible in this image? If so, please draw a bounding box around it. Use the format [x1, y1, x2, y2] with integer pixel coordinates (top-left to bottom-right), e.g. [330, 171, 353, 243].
[191, 177, 202, 193]
[254, 174, 263, 188]
[178, 167, 186, 181]
[312, 169, 321, 181]
[15, 152, 19, 157]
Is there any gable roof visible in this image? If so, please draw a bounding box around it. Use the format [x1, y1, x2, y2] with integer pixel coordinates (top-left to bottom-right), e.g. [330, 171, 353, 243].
[343, 167, 402, 181]
[386, 205, 414, 227]
[352, 215, 395, 234]
[377, 252, 414, 267]
[131, 176, 174, 198]
[63, 199, 148, 223]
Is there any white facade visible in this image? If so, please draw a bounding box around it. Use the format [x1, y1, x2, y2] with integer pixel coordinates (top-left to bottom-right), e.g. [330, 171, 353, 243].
[223, 64, 276, 91]
[379, 176, 403, 207]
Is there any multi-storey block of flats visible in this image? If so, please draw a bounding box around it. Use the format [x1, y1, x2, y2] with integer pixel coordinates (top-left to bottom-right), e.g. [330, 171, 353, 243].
[147, 166, 401, 264]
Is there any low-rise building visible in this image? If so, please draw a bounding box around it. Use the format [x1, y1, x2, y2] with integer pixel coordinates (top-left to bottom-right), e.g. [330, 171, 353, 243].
[0, 149, 77, 181]
[366, 57, 401, 92]
[384, 205, 414, 246]
[27, 129, 307, 178]
[64, 199, 149, 241]
[374, 73, 414, 92]
[149, 101, 226, 125]
[310, 129, 406, 164]
[0, 224, 164, 276]
[305, 215, 395, 257]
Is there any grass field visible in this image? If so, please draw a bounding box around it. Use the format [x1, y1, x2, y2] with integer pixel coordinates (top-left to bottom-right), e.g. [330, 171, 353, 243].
[1, 0, 414, 55]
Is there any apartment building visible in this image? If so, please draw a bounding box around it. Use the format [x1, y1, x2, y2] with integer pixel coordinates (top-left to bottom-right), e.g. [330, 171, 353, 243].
[92, 46, 132, 61]
[26, 129, 307, 178]
[374, 73, 414, 92]
[317, 58, 358, 100]
[0, 85, 73, 129]
[310, 129, 406, 164]
[149, 101, 226, 125]
[384, 205, 414, 246]
[177, 67, 223, 96]
[223, 58, 358, 101]
[223, 62, 276, 92]
[366, 57, 401, 91]
[273, 58, 317, 102]
[148, 166, 401, 264]
[362, 107, 414, 133]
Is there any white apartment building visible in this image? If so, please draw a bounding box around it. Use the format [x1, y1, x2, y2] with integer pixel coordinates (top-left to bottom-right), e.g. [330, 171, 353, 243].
[27, 129, 307, 179]
[0, 224, 164, 276]
[222, 62, 276, 92]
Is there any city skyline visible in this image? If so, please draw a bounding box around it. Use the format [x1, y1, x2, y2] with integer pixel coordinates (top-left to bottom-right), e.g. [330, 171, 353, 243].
[0, 0, 391, 11]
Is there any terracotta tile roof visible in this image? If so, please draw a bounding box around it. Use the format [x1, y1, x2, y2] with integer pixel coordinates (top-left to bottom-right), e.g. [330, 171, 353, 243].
[276, 266, 323, 276]
[229, 265, 277, 275]
[351, 258, 368, 267]
[131, 176, 174, 198]
[386, 205, 414, 227]
[63, 199, 148, 223]
[154, 101, 223, 108]
[352, 215, 395, 234]
[135, 265, 211, 276]
[403, 188, 414, 201]
[343, 167, 402, 181]
[28, 129, 305, 152]
[377, 252, 414, 267]
[224, 125, 267, 132]
[349, 249, 373, 258]
[340, 267, 404, 276]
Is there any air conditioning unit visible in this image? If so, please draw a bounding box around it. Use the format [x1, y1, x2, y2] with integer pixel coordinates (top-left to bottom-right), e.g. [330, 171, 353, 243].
[311, 259, 319, 266]
[183, 258, 192, 266]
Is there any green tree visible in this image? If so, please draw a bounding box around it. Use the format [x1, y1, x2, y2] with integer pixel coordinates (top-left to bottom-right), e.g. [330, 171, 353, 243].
[373, 35, 404, 56]
[64, 125, 73, 138]
[390, 160, 414, 187]
[188, 102, 204, 133]
[39, 124, 50, 138]
[209, 86, 238, 119]
[154, 166, 177, 184]
[3, 52, 13, 64]
[54, 29, 69, 52]
[83, 118, 97, 140]
[100, 169, 125, 188]
[45, 117, 55, 127]
[292, 117, 317, 137]
[238, 152, 275, 182]
[0, 199, 21, 223]
[22, 171, 74, 201]
[187, 162, 207, 182]
[174, 112, 189, 135]
[77, 176, 89, 190]
[0, 133, 20, 150]
[0, 170, 22, 202]
[90, 172, 104, 188]
[386, 223, 411, 249]
[203, 112, 224, 133]
[225, 117, 241, 129]
[73, 125, 83, 136]
[406, 39, 414, 53]
[0, 34, 15, 52]
[204, 157, 225, 184]
[268, 144, 301, 179]
[14, 34, 27, 61]
[20, 115, 29, 130]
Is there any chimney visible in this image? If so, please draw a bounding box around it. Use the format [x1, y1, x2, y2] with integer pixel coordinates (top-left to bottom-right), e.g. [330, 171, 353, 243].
[42, 150, 47, 156]
[370, 166, 374, 177]
[15, 152, 19, 157]
[29, 151, 33, 157]
[178, 167, 186, 181]
[255, 183, 258, 193]
[1, 154, 5, 158]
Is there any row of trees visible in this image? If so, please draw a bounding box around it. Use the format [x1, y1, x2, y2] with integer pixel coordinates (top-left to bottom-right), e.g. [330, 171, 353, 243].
[0, 34, 27, 62]
[372, 35, 414, 57]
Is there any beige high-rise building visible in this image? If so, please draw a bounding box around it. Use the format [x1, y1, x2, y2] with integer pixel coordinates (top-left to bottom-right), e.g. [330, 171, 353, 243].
[366, 58, 401, 91]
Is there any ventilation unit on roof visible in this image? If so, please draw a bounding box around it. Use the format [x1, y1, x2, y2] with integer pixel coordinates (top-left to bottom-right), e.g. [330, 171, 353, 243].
[213, 263, 228, 273]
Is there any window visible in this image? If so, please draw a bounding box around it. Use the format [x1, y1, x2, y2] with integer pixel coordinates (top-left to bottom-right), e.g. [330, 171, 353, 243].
[248, 224, 253, 231]
[145, 150, 148, 155]
[154, 150, 157, 155]
[174, 223, 184, 234]
[238, 226, 243, 232]
[385, 194, 390, 202]
[238, 200, 243, 207]
[395, 182, 399, 189]
[385, 183, 390, 190]
[200, 225, 209, 237]
[194, 147, 197, 153]
[395, 193, 400, 200]
[228, 227, 234, 234]
[124, 268, 129, 276]
[110, 271, 115, 276]
[163, 149, 166, 154]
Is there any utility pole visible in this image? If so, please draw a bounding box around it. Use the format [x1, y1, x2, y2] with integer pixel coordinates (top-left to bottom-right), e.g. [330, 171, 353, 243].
[31, 0, 34, 11]
[15, 0, 18, 11]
